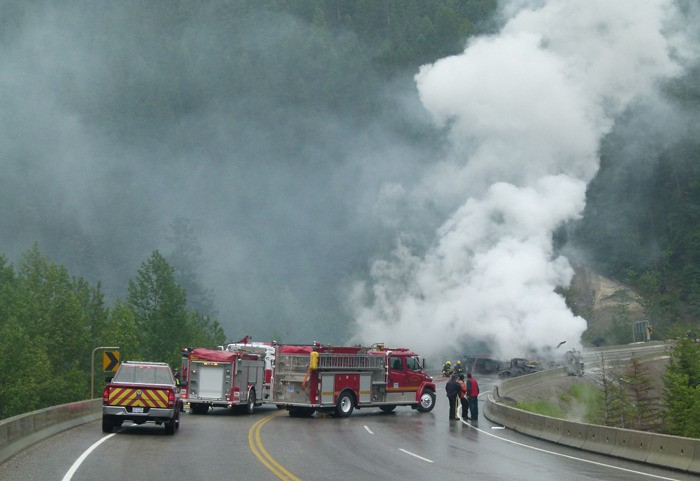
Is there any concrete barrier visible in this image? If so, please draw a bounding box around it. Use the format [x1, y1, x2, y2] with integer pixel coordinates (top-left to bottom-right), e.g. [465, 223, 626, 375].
[647, 432, 698, 472]
[486, 362, 699, 475]
[690, 443, 700, 474]
[510, 407, 544, 438]
[557, 420, 587, 449]
[581, 423, 618, 455]
[0, 399, 101, 465]
[610, 428, 653, 463]
[539, 416, 564, 443]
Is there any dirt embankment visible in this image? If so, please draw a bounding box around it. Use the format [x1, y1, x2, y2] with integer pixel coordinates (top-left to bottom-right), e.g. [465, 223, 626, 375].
[568, 265, 646, 336]
[499, 359, 668, 421]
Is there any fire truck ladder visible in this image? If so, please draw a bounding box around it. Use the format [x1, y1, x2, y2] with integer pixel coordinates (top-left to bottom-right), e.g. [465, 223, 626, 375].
[316, 353, 385, 370]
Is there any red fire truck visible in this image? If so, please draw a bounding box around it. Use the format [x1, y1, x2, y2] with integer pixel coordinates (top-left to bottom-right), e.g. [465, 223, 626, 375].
[180, 346, 268, 414]
[271, 343, 436, 417]
[223, 340, 276, 388]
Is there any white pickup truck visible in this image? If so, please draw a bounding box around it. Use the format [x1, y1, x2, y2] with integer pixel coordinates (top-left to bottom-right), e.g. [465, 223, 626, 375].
[102, 361, 183, 434]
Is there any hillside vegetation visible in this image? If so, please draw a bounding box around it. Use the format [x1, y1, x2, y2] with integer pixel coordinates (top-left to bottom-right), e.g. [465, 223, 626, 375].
[0, 1, 698, 426]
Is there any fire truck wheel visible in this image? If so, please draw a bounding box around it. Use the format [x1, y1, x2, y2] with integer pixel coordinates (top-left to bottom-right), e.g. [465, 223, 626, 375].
[379, 405, 396, 413]
[335, 391, 355, 417]
[417, 389, 436, 412]
[246, 389, 256, 414]
[101, 415, 113, 433]
[191, 403, 209, 415]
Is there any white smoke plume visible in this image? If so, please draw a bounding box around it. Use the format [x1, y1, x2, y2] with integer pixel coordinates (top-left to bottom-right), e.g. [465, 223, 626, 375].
[350, 0, 685, 361]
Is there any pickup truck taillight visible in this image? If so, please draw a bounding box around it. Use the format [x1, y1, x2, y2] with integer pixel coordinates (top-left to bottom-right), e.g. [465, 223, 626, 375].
[168, 389, 175, 408]
[102, 386, 111, 405]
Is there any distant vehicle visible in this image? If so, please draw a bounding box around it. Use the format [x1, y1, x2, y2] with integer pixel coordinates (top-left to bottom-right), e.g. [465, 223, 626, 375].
[565, 349, 585, 376]
[498, 358, 544, 379]
[460, 355, 502, 375]
[102, 361, 183, 434]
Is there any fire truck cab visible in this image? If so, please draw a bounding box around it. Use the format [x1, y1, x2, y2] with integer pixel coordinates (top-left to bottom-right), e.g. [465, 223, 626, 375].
[272, 343, 436, 417]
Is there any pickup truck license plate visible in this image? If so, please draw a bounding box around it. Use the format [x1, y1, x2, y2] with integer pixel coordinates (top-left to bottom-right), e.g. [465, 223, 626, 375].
[133, 407, 144, 413]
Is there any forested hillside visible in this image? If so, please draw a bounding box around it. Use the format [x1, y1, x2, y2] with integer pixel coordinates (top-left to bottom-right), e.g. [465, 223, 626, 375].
[571, 59, 700, 343]
[0, 0, 698, 425]
[0, 246, 224, 419]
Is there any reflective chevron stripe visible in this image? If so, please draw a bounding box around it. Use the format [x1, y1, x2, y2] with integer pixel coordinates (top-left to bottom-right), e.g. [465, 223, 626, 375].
[109, 387, 169, 408]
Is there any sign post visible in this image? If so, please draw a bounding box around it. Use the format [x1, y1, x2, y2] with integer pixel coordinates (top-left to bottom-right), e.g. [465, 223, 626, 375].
[91, 346, 120, 399]
[632, 320, 651, 343]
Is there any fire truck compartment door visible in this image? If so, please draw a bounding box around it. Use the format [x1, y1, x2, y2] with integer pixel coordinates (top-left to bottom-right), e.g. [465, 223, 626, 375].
[199, 365, 226, 399]
[359, 374, 371, 403]
[321, 374, 335, 405]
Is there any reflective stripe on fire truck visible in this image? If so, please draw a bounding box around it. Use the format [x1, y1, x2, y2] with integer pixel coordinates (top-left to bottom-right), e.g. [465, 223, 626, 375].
[109, 387, 170, 408]
[386, 386, 419, 392]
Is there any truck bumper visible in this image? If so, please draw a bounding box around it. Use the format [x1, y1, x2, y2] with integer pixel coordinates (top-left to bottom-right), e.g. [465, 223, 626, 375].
[103, 406, 175, 422]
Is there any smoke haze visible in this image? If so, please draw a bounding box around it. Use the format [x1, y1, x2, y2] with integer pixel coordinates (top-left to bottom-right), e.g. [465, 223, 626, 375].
[1, 1, 696, 359]
[351, 0, 691, 360]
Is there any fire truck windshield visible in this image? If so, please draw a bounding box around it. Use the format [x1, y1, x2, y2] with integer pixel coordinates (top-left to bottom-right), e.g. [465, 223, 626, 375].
[406, 356, 422, 371]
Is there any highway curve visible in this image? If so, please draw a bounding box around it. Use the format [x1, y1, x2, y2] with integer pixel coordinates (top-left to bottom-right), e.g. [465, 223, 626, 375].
[0, 375, 696, 481]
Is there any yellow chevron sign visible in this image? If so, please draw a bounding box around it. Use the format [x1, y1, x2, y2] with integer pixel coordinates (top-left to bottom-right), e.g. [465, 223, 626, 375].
[103, 350, 120, 372]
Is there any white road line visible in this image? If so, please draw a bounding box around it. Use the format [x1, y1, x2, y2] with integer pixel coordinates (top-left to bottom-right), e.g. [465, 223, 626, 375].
[461, 421, 682, 481]
[364, 425, 374, 435]
[398, 448, 434, 463]
[61, 434, 115, 481]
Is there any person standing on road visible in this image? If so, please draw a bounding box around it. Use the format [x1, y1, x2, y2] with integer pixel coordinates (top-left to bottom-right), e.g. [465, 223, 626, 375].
[466, 372, 480, 420]
[458, 374, 468, 420]
[445, 374, 462, 420]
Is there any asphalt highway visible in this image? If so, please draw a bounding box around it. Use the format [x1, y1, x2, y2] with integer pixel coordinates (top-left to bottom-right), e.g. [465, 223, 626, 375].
[0, 374, 695, 481]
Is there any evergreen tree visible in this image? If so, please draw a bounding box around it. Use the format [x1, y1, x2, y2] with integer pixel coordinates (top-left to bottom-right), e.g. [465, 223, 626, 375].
[128, 250, 189, 366]
[623, 355, 662, 431]
[15, 245, 92, 404]
[663, 337, 700, 437]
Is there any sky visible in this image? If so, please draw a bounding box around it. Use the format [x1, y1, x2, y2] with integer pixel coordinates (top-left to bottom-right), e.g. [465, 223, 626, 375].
[1, 0, 696, 362]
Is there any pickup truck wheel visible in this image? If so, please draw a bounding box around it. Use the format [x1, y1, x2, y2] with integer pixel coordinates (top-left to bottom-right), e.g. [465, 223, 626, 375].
[101, 415, 113, 433]
[379, 405, 396, 413]
[417, 389, 436, 413]
[246, 389, 256, 414]
[164, 412, 178, 435]
[335, 391, 355, 418]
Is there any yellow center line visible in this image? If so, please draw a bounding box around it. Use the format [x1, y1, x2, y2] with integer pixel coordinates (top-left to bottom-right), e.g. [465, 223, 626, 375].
[248, 411, 303, 481]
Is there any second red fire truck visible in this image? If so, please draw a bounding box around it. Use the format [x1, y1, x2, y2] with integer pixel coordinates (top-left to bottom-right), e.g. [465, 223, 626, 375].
[271, 343, 436, 417]
[180, 345, 270, 414]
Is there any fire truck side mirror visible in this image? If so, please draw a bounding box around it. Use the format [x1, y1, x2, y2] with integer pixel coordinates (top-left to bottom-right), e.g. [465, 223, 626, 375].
[179, 380, 188, 387]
